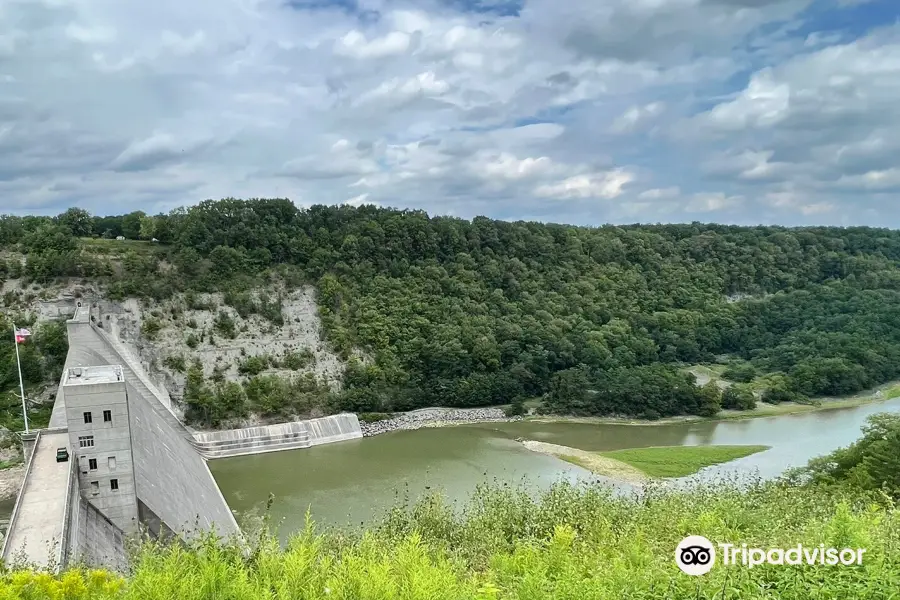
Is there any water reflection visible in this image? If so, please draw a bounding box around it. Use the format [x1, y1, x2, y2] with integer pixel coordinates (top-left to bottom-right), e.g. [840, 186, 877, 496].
[211, 398, 900, 537]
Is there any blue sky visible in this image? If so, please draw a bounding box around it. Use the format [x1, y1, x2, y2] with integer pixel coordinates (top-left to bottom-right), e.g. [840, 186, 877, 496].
[2, 0, 899, 226]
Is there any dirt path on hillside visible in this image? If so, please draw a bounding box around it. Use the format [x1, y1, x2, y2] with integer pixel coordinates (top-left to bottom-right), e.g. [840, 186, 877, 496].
[520, 440, 649, 485]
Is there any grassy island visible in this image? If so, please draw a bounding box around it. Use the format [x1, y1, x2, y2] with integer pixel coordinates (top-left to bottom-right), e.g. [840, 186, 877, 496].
[598, 444, 770, 478]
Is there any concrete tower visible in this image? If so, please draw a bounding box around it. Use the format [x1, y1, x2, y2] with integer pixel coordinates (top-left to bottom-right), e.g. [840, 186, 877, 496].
[63, 365, 139, 533]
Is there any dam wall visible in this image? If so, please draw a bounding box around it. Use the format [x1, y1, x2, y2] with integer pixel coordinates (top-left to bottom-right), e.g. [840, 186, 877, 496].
[57, 308, 240, 541]
[192, 414, 362, 459]
[65, 456, 128, 572]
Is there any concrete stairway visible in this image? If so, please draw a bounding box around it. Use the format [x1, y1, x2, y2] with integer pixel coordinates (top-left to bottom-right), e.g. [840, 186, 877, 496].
[88, 324, 192, 440]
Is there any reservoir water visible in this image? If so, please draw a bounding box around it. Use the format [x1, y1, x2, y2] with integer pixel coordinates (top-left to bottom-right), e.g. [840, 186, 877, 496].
[210, 398, 900, 540]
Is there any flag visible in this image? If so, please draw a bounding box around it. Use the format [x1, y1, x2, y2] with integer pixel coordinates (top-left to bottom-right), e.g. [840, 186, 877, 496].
[14, 328, 31, 344]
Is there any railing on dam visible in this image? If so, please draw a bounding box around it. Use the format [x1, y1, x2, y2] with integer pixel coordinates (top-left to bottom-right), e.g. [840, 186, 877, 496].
[58, 450, 78, 569]
[1, 430, 42, 563]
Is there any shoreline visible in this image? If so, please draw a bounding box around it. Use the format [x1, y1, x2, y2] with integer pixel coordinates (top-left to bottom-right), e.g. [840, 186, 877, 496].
[359, 393, 896, 437]
[518, 440, 649, 485]
[359, 408, 524, 436]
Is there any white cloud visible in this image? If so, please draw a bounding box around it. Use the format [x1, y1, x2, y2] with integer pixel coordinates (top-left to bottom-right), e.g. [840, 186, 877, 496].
[343, 192, 373, 206]
[686, 193, 742, 213]
[473, 153, 556, 181]
[0, 0, 898, 226]
[534, 169, 634, 200]
[355, 71, 452, 107]
[638, 186, 680, 200]
[335, 30, 411, 59]
[702, 70, 792, 131]
[836, 168, 900, 191]
[610, 102, 665, 133]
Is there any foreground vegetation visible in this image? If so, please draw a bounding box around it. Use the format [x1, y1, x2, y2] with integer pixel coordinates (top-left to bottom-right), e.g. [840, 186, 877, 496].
[1, 480, 897, 599]
[598, 445, 770, 478]
[0, 414, 897, 598]
[5, 202, 900, 426]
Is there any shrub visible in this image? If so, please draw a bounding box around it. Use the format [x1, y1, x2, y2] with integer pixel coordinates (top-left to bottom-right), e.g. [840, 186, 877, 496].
[141, 317, 162, 340]
[283, 349, 315, 370]
[238, 355, 269, 376]
[504, 397, 526, 417]
[162, 354, 186, 373]
[185, 333, 199, 349]
[224, 290, 254, 317]
[257, 293, 284, 325]
[213, 310, 237, 339]
[357, 412, 396, 423]
[722, 384, 757, 410]
[723, 363, 758, 383]
[763, 385, 809, 404]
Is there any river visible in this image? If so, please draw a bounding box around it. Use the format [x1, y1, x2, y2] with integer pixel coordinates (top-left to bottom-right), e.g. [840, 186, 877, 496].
[210, 398, 900, 540]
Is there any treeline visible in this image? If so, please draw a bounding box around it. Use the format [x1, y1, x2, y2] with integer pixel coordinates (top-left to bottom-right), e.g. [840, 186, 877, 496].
[4, 200, 900, 422]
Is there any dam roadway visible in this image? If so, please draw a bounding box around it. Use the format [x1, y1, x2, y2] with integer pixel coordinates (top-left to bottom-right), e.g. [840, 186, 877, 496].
[1, 432, 71, 568]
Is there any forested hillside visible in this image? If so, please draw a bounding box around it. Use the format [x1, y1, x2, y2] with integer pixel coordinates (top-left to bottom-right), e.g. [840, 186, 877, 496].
[3, 200, 900, 423]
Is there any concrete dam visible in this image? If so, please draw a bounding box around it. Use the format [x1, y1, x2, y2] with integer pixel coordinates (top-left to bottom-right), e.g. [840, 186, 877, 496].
[1, 306, 362, 571]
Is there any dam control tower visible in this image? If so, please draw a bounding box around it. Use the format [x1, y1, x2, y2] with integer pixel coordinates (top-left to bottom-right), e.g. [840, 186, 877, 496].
[62, 365, 139, 534]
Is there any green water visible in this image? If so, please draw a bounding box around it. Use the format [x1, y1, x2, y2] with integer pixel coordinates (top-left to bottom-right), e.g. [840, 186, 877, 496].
[210, 398, 900, 539]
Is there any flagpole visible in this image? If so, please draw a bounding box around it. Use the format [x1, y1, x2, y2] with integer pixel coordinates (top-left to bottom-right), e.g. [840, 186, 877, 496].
[12, 324, 29, 434]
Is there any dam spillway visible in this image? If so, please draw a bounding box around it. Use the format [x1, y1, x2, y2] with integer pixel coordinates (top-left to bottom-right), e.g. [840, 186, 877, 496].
[191, 414, 363, 458]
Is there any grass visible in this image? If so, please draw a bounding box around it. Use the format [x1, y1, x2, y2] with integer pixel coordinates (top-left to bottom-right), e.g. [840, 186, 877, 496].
[79, 237, 157, 248]
[599, 445, 770, 477]
[0, 481, 896, 599]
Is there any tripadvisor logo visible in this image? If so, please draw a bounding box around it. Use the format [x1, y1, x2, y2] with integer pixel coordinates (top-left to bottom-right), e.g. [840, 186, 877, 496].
[675, 535, 866, 576]
[676, 536, 716, 575]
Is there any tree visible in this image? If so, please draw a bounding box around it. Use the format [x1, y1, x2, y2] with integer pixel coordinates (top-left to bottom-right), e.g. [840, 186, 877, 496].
[544, 365, 592, 414]
[21, 224, 76, 255]
[13, 200, 900, 424]
[722, 363, 757, 383]
[795, 413, 900, 497]
[209, 246, 248, 279]
[57, 208, 92, 237]
[697, 382, 722, 417]
[139, 215, 157, 240]
[722, 385, 756, 410]
[121, 211, 146, 239]
[504, 396, 527, 417]
[183, 361, 219, 426]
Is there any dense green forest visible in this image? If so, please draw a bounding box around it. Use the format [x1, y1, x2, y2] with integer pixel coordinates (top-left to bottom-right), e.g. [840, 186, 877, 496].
[3, 201, 900, 423]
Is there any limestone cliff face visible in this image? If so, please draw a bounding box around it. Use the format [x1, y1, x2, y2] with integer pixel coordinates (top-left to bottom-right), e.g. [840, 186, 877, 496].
[2, 278, 346, 427]
[99, 287, 344, 397]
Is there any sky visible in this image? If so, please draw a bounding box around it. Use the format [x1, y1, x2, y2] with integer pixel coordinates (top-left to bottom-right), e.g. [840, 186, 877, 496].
[2, 0, 900, 227]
